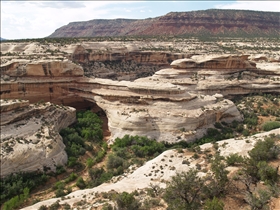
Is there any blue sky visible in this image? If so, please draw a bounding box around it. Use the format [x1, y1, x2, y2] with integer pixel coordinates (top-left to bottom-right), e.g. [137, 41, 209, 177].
[1, 1, 280, 39]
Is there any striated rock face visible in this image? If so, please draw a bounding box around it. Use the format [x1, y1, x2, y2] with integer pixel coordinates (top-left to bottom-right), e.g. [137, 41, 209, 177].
[90, 93, 241, 143]
[0, 60, 84, 77]
[71, 44, 192, 80]
[170, 55, 256, 69]
[1, 54, 280, 145]
[0, 99, 76, 177]
[49, 9, 280, 38]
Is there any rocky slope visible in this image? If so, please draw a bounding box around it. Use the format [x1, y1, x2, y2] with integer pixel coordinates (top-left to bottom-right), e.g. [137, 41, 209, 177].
[49, 9, 280, 38]
[20, 128, 280, 210]
[0, 99, 76, 177]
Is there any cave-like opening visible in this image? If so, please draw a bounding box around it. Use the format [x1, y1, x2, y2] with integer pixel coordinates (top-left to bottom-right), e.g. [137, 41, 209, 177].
[89, 102, 111, 141]
[61, 98, 111, 141]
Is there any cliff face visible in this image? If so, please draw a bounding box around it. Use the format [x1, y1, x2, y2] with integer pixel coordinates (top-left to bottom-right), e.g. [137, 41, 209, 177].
[0, 60, 84, 77]
[49, 9, 280, 38]
[2, 54, 280, 144]
[1, 53, 280, 176]
[0, 100, 76, 177]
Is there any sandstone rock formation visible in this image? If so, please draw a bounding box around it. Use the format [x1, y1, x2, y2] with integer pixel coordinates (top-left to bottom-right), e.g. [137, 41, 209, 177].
[0, 99, 76, 177]
[1, 54, 280, 145]
[48, 9, 280, 38]
[0, 59, 84, 77]
[170, 55, 256, 69]
[77, 79, 242, 143]
[1, 38, 279, 80]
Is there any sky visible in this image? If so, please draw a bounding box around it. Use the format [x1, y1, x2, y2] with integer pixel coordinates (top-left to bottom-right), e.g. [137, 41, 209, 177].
[1, 1, 280, 40]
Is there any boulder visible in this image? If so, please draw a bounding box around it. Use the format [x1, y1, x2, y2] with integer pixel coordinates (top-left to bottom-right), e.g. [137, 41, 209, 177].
[0, 101, 76, 177]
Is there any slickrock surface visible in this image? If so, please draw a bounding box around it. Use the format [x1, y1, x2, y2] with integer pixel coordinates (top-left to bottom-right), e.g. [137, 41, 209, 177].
[20, 128, 280, 210]
[0, 99, 76, 177]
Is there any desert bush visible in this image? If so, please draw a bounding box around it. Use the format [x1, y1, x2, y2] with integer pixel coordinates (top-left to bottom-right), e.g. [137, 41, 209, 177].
[38, 205, 48, 210]
[76, 177, 86, 189]
[107, 154, 125, 170]
[114, 192, 140, 210]
[49, 201, 60, 210]
[163, 169, 206, 209]
[245, 189, 271, 210]
[55, 188, 66, 197]
[226, 153, 244, 166]
[262, 121, 280, 131]
[249, 137, 280, 162]
[102, 203, 113, 210]
[65, 172, 78, 183]
[203, 196, 224, 210]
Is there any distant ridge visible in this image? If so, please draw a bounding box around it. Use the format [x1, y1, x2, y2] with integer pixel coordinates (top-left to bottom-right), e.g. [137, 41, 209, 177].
[49, 9, 280, 38]
[0, 37, 7, 41]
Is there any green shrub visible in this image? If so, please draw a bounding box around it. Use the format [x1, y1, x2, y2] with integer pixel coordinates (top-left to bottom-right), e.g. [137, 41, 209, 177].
[249, 137, 280, 162]
[65, 172, 78, 183]
[203, 197, 224, 210]
[107, 154, 124, 169]
[86, 158, 94, 168]
[114, 192, 140, 210]
[242, 129, 250, 136]
[49, 201, 60, 210]
[226, 153, 244, 166]
[76, 177, 86, 189]
[262, 121, 280, 131]
[0, 172, 48, 205]
[2, 187, 29, 210]
[38, 205, 48, 210]
[55, 188, 66, 197]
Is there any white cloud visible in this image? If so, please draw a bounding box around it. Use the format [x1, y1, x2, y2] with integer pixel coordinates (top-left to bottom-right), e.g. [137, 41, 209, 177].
[34, 1, 86, 9]
[215, 1, 280, 12]
[1, 1, 279, 39]
[0, 1, 128, 39]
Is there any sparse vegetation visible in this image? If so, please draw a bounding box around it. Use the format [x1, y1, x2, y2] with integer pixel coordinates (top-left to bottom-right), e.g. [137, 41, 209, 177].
[1, 34, 280, 210]
[164, 136, 280, 210]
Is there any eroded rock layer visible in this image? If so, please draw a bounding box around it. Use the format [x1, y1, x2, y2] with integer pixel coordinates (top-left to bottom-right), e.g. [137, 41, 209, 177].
[49, 9, 280, 38]
[0, 99, 76, 177]
[1, 54, 280, 176]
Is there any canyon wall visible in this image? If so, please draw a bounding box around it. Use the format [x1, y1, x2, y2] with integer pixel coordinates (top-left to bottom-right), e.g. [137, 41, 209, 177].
[1, 54, 280, 176]
[0, 100, 76, 177]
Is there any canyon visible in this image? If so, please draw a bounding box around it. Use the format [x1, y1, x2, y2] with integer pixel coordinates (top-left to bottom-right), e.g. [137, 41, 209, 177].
[0, 37, 279, 209]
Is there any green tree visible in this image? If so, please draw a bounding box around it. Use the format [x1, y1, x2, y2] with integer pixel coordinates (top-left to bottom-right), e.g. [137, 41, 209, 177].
[76, 177, 86, 189]
[107, 154, 124, 170]
[262, 119, 280, 130]
[207, 153, 229, 197]
[203, 197, 224, 210]
[226, 153, 244, 166]
[114, 192, 140, 210]
[163, 169, 205, 210]
[245, 189, 271, 210]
